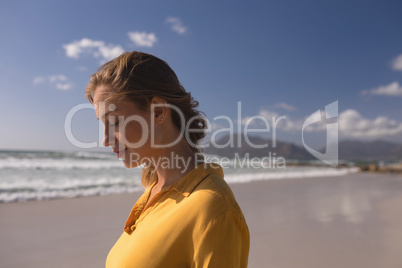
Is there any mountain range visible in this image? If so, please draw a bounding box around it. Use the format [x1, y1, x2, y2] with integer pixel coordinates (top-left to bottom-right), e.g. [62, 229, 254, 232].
[203, 134, 402, 162]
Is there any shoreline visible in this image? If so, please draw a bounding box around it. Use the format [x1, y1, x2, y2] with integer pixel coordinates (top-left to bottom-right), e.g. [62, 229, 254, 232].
[1, 166, 361, 204]
[1, 173, 402, 268]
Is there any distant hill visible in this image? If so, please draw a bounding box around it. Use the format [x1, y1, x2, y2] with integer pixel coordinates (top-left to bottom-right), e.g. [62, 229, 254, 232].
[203, 134, 313, 160]
[203, 134, 402, 161]
[337, 140, 402, 161]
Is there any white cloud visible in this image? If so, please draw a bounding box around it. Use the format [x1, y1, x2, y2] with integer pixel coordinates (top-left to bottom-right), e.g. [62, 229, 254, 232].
[49, 74, 67, 83]
[339, 109, 402, 139]
[241, 109, 303, 132]
[361, 81, 402, 97]
[210, 122, 228, 131]
[63, 38, 124, 62]
[77, 66, 87, 72]
[165, 17, 188, 35]
[239, 107, 402, 141]
[239, 104, 298, 131]
[55, 83, 73, 90]
[33, 76, 46, 85]
[274, 102, 297, 111]
[33, 75, 73, 90]
[392, 54, 402, 71]
[128, 31, 157, 47]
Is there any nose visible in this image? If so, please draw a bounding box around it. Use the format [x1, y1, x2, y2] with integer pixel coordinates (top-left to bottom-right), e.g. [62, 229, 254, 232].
[102, 126, 115, 147]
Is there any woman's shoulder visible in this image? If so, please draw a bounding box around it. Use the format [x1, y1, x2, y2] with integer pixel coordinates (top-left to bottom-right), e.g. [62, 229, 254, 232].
[187, 172, 245, 221]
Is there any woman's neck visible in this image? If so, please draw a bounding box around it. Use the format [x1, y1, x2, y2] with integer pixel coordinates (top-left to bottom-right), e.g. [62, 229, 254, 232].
[152, 138, 203, 190]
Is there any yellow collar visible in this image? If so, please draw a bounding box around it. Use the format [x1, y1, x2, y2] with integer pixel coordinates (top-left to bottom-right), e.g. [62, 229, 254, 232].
[166, 162, 224, 197]
[123, 162, 224, 234]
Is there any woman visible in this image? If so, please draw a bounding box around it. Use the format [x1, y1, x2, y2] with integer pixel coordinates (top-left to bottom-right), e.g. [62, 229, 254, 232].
[85, 51, 250, 267]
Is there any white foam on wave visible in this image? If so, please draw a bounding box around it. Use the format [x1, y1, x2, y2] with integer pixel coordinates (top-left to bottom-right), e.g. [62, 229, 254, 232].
[0, 154, 361, 203]
[0, 175, 140, 191]
[224, 167, 360, 183]
[0, 185, 144, 203]
[72, 151, 115, 159]
[0, 157, 124, 170]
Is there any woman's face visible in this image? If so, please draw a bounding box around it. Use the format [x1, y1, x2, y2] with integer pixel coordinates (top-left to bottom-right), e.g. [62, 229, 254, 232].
[93, 85, 154, 168]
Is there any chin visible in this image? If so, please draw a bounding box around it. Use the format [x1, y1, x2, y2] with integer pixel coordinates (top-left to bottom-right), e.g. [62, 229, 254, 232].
[121, 158, 138, 169]
[121, 151, 143, 169]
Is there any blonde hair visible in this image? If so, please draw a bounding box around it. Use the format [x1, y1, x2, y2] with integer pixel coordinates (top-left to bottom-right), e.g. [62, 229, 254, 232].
[85, 51, 206, 188]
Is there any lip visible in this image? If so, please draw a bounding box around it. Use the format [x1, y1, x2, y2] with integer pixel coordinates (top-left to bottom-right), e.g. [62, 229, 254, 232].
[114, 149, 127, 158]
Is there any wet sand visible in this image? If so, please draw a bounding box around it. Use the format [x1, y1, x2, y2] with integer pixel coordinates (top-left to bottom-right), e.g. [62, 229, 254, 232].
[1, 172, 402, 268]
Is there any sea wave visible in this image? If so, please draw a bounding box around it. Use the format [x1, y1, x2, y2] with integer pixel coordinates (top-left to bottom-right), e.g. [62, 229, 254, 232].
[0, 150, 114, 160]
[0, 158, 124, 170]
[224, 167, 360, 183]
[0, 185, 144, 203]
[0, 150, 361, 203]
[0, 166, 360, 203]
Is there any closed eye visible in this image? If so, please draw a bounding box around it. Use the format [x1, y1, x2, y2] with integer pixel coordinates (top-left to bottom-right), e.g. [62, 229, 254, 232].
[109, 120, 119, 127]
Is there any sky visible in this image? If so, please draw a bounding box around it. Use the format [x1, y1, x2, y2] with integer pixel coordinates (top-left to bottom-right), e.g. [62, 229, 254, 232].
[1, 0, 402, 152]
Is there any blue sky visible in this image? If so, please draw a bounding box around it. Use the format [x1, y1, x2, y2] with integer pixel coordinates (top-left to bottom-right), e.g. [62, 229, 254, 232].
[1, 0, 402, 152]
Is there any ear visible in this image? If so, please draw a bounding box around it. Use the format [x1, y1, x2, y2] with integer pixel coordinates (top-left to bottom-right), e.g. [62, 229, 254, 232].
[150, 96, 168, 123]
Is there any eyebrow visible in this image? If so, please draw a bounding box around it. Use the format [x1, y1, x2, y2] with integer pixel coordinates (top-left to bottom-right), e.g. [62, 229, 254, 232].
[97, 110, 118, 120]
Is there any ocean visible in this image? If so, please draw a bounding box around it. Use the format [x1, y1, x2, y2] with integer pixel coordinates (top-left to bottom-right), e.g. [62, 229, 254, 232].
[0, 150, 359, 203]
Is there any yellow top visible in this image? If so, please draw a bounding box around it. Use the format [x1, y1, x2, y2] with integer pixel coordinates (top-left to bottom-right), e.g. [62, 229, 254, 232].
[106, 162, 250, 268]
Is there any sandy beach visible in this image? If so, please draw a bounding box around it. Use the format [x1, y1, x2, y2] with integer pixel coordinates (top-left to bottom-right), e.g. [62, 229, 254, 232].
[1, 172, 402, 268]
